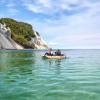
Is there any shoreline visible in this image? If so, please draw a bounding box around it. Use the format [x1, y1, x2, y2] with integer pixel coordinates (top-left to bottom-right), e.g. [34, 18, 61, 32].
[0, 49, 100, 51]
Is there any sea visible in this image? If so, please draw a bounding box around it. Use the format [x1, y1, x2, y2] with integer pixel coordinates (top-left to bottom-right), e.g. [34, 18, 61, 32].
[0, 49, 100, 100]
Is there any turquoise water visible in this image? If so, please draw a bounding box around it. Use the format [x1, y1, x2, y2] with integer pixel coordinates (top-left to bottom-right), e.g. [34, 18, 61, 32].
[0, 49, 100, 100]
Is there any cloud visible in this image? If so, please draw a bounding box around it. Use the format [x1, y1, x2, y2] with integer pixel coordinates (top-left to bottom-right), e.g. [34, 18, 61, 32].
[27, 0, 100, 48]
[0, 0, 7, 4]
[0, 0, 19, 16]
[21, 0, 84, 16]
[0, 0, 16, 7]
[8, 8, 19, 15]
[6, 3, 16, 7]
[0, 0, 100, 48]
[48, 41, 58, 47]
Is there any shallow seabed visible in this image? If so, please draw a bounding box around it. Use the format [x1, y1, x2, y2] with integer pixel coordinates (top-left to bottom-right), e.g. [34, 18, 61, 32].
[0, 49, 100, 100]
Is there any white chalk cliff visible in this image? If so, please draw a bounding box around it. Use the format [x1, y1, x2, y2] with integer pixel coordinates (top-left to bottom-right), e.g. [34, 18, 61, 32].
[0, 23, 23, 49]
[31, 32, 48, 49]
[0, 23, 48, 49]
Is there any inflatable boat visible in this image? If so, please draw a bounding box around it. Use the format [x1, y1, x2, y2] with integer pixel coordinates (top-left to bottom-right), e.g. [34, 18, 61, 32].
[42, 55, 66, 59]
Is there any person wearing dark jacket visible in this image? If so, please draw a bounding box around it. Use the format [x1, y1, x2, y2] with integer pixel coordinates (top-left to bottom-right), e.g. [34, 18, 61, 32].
[55, 49, 64, 56]
[45, 48, 53, 56]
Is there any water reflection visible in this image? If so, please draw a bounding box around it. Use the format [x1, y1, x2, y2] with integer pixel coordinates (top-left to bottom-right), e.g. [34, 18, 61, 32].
[45, 59, 62, 67]
[43, 59, 62, 75]
[0, 50, 36, 75]
[1, 50, 100, 100]
[55, 60, 61, 67]
[54, 60, 62, 75]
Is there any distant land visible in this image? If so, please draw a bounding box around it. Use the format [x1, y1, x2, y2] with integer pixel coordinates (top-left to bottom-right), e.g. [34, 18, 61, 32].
[0, 18, 48, 49]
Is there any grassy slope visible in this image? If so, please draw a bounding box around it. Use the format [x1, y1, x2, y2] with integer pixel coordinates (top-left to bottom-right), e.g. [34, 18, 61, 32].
[0, 18, 36, 48]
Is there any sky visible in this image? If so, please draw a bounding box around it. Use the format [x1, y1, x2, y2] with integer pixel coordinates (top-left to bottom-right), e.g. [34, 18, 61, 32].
[0, 0, 100, 49]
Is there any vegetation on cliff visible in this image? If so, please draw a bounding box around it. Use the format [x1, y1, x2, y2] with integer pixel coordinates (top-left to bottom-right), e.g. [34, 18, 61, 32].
[0, 18, 36, 48]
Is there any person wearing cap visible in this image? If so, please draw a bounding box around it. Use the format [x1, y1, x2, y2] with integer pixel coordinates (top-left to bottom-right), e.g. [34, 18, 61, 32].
[55, 49, 61, 56]
[55, 49, 64, 56]
[45, 48, 53, 56]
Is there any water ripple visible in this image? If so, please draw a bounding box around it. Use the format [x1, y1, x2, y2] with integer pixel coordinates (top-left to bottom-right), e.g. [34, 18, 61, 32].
[0, 50, 100, 100]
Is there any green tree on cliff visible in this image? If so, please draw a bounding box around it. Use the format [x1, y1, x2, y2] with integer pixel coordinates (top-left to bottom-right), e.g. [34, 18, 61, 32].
[0, 18, 36, 48]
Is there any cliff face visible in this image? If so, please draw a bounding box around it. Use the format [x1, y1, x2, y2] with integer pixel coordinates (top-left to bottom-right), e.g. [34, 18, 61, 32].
[0, 23, 24, 49]
[31, 32, 48, 49]
[0, 18, 48, 49]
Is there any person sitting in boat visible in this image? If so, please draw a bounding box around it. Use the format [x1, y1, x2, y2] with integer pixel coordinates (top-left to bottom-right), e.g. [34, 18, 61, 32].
[55, 49, 64, 56]
[45, 48, 53, 56]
